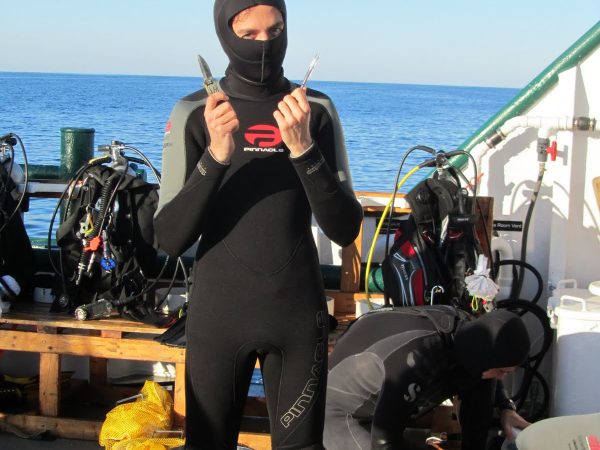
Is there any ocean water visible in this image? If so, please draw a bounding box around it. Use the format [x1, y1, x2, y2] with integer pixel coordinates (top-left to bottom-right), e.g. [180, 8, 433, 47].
[0, 72, 518, 238]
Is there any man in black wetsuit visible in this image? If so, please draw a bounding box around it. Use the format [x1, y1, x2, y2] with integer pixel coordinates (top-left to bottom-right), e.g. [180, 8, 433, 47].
[323, 307, 532, 450]
[154, 1, 363, 449]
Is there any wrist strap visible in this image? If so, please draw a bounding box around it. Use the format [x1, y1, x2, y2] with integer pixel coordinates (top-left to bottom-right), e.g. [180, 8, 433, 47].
[207, 146, 231, 166]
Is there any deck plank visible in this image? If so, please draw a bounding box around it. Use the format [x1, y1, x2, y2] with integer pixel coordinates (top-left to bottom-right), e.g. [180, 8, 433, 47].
[0, 307, 166, 335]
[0, 330, 185, 363]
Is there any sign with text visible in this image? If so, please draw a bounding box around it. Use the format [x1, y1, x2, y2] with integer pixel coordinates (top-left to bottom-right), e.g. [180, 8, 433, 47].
[493, 220, 523, 232]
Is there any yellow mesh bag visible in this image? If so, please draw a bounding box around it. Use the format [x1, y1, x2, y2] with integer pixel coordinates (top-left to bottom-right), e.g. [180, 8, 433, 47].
[99, 381, 176, 450]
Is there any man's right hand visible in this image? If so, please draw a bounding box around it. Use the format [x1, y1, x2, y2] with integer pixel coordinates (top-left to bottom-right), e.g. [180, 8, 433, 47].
[500, 409, 531, 440]
[204, 92, 239, 164]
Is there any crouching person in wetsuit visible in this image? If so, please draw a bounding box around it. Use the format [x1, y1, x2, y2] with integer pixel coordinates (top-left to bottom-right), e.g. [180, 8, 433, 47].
[323, 307, 532, 450]
[154, 1, 363, 449]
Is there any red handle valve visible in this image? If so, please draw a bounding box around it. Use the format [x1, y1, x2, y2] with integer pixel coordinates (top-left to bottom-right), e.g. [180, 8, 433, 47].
[84, 235, 102, 252]
[546, 141, 558, 161]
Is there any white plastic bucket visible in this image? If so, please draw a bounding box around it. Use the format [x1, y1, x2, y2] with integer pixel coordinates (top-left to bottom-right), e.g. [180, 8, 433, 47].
[326, 296, 335, 315]
[550, 294, 600, 416]
[551, 278, 591, 302]
[355, 297, 387, 318]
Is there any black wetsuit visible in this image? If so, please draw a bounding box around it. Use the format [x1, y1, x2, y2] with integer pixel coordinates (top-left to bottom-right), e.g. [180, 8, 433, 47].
[324, 307, 529, 450]
[154, 3, 362, 446]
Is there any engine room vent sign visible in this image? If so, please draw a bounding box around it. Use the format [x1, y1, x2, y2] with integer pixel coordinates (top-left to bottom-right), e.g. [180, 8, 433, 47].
[493, 220, 523, 232]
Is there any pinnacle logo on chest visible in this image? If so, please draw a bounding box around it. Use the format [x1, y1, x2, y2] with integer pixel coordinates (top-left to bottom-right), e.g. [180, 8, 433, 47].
[243, 124, 285, 153]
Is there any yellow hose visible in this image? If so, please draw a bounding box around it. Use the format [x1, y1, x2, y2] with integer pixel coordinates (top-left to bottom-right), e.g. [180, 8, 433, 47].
[364, 165, 421, 309]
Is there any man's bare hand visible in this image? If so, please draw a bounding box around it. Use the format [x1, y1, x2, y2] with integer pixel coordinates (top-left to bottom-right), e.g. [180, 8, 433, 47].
[205, 92, 239, 163]
[501, 409, 531, 440]
[273, 87, 313, 157]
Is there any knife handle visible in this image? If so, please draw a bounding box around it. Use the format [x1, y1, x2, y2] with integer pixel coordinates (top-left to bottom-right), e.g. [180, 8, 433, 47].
[205, 79, 221, 95]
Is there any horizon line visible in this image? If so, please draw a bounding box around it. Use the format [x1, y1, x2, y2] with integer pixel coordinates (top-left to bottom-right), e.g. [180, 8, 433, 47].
[0, 70, 520, 91]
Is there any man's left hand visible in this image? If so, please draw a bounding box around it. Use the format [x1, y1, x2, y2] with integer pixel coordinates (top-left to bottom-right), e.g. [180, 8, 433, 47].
[274, 87, 313, 157]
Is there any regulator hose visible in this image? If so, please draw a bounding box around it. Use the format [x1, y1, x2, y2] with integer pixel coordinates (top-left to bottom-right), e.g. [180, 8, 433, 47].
[496, 298, 553, 420]
[494, 259, 543, 305]
[513, 162, 546, 299]
[90, 172, 122, 238]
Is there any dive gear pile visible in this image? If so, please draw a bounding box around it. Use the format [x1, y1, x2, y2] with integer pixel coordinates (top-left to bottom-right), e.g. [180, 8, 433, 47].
[380, 147, 482, 311]
[50, 141, 167, 325]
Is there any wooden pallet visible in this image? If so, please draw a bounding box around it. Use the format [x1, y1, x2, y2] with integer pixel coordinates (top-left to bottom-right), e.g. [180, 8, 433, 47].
[0, 303, 186, 440]
[0, 302, 354, 448]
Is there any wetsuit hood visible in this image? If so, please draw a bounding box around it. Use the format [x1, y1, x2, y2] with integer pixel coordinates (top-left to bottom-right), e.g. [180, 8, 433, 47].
[214, 0, 287, 86]
[453, 310, 530, 377]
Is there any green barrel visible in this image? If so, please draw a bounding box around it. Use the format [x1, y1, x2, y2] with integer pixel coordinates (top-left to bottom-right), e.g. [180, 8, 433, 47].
[60, 127, 95, 179]
[367, 266, 385, 293]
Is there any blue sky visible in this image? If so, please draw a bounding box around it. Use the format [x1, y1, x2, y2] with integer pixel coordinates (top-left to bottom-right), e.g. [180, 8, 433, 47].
[2, 1, 598, 88]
